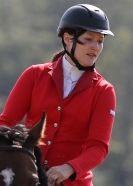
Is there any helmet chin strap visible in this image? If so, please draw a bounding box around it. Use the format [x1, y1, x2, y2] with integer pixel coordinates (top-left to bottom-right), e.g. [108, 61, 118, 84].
[62, 37, 95, 72]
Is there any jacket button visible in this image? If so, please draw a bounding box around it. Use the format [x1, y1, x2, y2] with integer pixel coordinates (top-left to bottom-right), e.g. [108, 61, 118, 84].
[54, 123, 58, 128]
[44, 160, 48, 165]
[57, 106, 61, 111]
[47, 140, 52, 145]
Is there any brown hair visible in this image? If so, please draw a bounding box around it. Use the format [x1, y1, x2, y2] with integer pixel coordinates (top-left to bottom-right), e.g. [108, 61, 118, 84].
[52, 49, 65, 62]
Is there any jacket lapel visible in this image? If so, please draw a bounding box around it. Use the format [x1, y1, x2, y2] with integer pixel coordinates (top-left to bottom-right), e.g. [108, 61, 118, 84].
[48, 58, 64, 100]
[48, 57, 99, 99]
[69, 71, 99, 97]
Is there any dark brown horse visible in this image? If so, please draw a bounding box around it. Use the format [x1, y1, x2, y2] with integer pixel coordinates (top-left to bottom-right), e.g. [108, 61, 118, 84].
[0, 114, 48, 186]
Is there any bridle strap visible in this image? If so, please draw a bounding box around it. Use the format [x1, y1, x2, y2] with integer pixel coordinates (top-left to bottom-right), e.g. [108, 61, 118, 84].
[0, 145, 35, 161]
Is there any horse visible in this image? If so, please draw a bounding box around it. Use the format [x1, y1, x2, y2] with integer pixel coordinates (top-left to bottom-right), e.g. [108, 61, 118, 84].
[0, 113, 48, 186]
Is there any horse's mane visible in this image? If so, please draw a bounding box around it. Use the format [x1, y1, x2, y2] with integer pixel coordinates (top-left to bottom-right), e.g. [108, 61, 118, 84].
[34, 146, 48, 186]
[0, 124, 29, 146]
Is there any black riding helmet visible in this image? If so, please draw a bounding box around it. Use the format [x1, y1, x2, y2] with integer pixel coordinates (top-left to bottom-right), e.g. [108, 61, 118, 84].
[57, 4, 114, 71]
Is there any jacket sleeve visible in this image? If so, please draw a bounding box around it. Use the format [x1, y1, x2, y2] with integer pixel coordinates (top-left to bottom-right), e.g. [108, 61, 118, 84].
[67, 83, 116, 179]
[0, 66, 35, 126]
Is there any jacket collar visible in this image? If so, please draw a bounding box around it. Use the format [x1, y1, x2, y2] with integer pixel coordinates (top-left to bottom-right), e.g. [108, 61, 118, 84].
[48, 57, 100, 99]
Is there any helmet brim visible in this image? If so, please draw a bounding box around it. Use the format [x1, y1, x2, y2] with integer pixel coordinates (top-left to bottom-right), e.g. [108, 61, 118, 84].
[57, 26, 114, 37]
[85, 27, 114, 36]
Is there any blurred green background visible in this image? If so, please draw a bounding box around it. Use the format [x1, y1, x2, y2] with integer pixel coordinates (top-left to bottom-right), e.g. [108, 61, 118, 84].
[0, 0, 132, 185]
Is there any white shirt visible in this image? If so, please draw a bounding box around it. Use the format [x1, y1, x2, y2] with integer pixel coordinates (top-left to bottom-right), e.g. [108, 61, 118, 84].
[62, 55, 84, 98]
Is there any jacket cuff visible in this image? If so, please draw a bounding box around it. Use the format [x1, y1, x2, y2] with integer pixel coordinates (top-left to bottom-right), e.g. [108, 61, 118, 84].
[69, 172, 76, 181]
[67, 160, 85, 180]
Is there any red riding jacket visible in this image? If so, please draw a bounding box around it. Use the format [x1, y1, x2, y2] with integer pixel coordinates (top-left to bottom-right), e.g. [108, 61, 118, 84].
[0, 57, 116, 186]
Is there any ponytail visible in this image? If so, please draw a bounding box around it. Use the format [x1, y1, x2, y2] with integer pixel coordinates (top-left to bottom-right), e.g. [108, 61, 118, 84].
[52, 49, 65, 62]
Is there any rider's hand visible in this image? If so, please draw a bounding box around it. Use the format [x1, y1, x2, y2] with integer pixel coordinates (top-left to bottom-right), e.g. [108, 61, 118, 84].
[46, 163, 75, 185]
